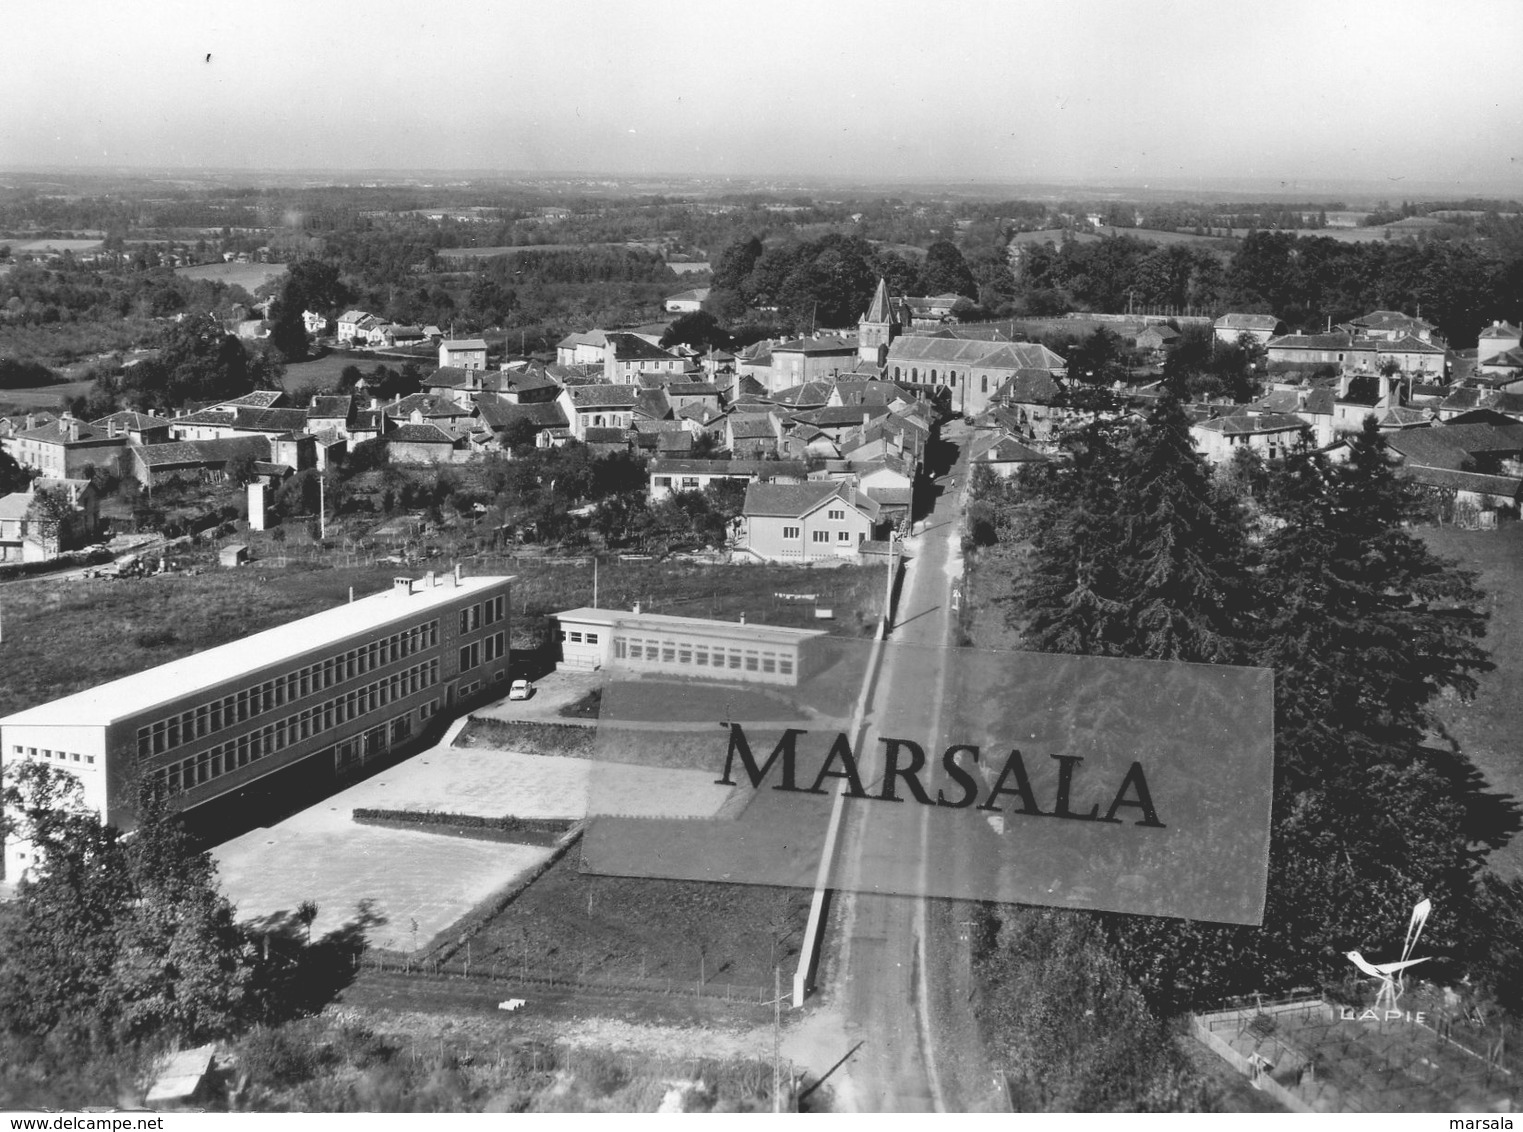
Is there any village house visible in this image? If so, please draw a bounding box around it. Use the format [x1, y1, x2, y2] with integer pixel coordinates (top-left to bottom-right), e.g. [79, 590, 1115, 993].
[1189, 410, 1309, 464]
[1478, 321, 1523, 381]
[130, 435, 273, 487]
[768, 335, 861, 391]
[2, 413, 130, 479]
[886, 338, 1066, 419]
[1134, 324, 1181, 358]
[555, 330, 610, 367]
[664, 288, 710, 313]
[1348, 309, 1438, 343]
[969, 430, 1050, 479]
[735, 339, 774, 385]
[0, 478, 99, 562]
[302, 310, 331, 336]
[902, 293, 975, 329]
[557, 385, 638, 441]
[737, 480, 882, 564]
[385, 422, 468, 464]
[90, 410, 174, 447]
[330, 309, 368, 345]
[602, 333, 688, 384]
[1253, 386, 1338, 447]
[726, 411, 784, 458]
[439, 338, 489, 370]
[1213, 313, 1283, 347]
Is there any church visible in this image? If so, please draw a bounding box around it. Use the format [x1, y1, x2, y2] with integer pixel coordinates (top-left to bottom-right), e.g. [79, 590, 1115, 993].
[857, 279, 1066, 418]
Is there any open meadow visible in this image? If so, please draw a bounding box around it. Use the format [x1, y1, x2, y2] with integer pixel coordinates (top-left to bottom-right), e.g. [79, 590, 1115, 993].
[175, 261, 287, 292]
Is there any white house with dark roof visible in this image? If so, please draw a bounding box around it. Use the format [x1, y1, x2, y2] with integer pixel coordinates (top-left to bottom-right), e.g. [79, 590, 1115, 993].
[737, 480, 881, 563]
[439, 339, 489, 371]
[648, 458, 807, 500]
[1189, 410, 1309, 464]
[664, 288, 710, 313]
[1213, 313, 1283, 346]
[602, 333, 687, 384]
[557, 384, 639, 440]
[2, 413, 130, 478]
[336, 310, 374, 343]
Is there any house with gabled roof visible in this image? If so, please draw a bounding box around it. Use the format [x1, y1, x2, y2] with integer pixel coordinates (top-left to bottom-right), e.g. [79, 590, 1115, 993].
[1350, 310, 1437, 343]
[735, 339, 774, 385]
[726, 410, 784, 458]
[385, 422, 468, 464]
[440, 339, 489, 370]
[1189, 410, 1309, 464]
[885, 338, 1065, 418]
[602, 333, 686, 384]
[768, 335, 860, 391]
[664, 288, 710, 313]
[969, 430, 1050, 479]
[91, 410, 173, 446]
[3, 412, 130, 479]
[648, 458, 808, 501]
[558, 384, 638, 440]
[738, 480, 882, 563]
[1213, 313, 1282, 346]
[336, 310, 374, 344]
[1254, 385, 1338, 447]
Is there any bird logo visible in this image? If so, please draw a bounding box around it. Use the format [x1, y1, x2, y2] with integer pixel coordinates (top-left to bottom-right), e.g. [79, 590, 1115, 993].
[1346, 898, 1431, 1010]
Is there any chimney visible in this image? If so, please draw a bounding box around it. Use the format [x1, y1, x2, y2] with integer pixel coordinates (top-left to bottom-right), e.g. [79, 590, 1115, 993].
[25, 413, 35, 431]
[1297, 387, 1309, 410]
[424, 570, 435, 588]
[632, 601, 641, 615]
[739, 612, 746, 625]
[453, 563, 461, 585]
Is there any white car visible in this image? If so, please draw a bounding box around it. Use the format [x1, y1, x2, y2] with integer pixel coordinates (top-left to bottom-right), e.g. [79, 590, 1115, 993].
[508, 679, 533, 701]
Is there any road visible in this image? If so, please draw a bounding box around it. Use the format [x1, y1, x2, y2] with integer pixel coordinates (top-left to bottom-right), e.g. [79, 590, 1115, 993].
[828, 422, 1006, 1111]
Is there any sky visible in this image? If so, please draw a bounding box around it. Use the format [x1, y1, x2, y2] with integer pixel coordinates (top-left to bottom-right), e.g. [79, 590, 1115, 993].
[2, 0, 1521, 193]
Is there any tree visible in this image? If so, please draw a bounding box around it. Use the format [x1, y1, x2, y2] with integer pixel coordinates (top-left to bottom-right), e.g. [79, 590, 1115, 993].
[660, 310, 729, 353]
[25, 486, 77, 553]
[922, 240, 977, 298]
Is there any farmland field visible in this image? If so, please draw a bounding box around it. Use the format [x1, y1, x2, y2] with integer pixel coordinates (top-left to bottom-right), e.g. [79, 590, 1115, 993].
[175, 261, 286, 292]
[438, 243, 635, 259]
[0, 379, 92, 415]
[2, 238, 104, 255]
[280, 351, 376, 399]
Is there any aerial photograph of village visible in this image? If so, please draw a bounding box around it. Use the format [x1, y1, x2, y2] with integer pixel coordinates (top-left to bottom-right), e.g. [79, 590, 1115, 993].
[1, 0, 1521, 1119]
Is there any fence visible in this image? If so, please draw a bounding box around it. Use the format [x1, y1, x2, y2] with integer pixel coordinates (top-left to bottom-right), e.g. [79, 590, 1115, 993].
[360, 947, 778, 1006]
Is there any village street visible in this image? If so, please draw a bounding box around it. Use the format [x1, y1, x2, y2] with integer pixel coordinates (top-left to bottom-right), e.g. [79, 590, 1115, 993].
[825, 421, 1007, 1112]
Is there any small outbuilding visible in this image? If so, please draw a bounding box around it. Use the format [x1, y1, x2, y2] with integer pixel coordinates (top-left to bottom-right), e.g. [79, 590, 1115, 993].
[219, 543, 250, 568]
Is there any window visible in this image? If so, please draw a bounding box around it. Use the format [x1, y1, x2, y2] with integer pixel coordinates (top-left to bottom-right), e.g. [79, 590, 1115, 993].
[661, 643, 676, 662]
[838, 531, 851, 541]
[827, 509, 845, 520]
[812, 530, 829, 543]
[682, 477, 699, 490]
[981, 375, 988, 393]
[614, 639, 627, 659]
[695, 647, 709, 666]
[585, 633, 598, 645]
[782, 525, 800, 539]
[745, 652, 759, 671]
[654, 476, 671, 487]
[678, 646, 692, 664]
[728, 652, 742, 669]
[569, 631, 583, 643]
[762, 654, 777, 674]
[779, 657, 794, 676]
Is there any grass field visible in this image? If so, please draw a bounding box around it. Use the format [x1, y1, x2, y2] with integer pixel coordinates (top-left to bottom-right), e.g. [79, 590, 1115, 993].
[463, 847, 809, 991]
[1420, 523, 1523, 881]
[2, 238, 104, 255]
[0, 379, 91, 415]
[175, 261, 287, 292]
[280, 352, 370, 399]
[0, 562, 410, 717]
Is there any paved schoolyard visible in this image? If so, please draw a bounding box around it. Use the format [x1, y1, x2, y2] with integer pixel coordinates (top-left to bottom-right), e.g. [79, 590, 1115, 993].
[471, 668, 603, 723]
[211, 722, 729, 950]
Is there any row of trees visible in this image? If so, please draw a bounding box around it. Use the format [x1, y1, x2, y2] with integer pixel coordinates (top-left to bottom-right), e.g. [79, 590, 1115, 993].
[979, 399, 1522, 1015]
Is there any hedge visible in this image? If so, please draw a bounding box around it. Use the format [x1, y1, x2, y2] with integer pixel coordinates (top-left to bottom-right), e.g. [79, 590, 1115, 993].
[352, 807, 572, 846]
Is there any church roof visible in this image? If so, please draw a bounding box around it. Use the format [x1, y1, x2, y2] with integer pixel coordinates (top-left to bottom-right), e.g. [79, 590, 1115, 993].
[865, 277, 894, 324]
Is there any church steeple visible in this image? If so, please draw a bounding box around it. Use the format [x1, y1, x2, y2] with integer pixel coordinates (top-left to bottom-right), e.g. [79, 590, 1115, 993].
[859, 277, 899, 366]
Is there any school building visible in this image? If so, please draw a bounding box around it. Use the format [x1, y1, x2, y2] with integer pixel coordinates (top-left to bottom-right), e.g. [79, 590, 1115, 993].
[1, 572, 514, 880]
[551, 607, 828, 686]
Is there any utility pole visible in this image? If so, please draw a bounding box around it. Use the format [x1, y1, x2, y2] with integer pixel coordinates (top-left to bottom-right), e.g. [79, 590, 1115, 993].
[593, 555, 598, 608]
[318, 473, 326, 541]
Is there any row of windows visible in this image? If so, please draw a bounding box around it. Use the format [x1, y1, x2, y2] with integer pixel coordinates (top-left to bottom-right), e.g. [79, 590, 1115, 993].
[558, 629, 601, 645]
[459, 597, 506, 635]
[136, 620, 441, 758]
[155, 707, 429, 798]
[613, 636, 795, 676]
[459, 631, 506, 673]
[891, 366, 992, 393]
[13, 744, 96, 767]
[149, 661, 440, 795]
[781, 525, 858, 543]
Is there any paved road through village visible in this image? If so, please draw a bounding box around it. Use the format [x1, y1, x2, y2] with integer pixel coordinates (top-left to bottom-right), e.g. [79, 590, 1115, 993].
[828, 422, 1006, 1112]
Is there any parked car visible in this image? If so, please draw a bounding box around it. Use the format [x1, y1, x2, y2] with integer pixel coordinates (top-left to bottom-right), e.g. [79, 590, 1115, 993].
[509, 679, 533, 701]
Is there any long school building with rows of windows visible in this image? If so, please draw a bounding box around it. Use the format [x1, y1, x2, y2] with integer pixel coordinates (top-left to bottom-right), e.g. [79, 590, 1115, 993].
[0, 572, 514, 880]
